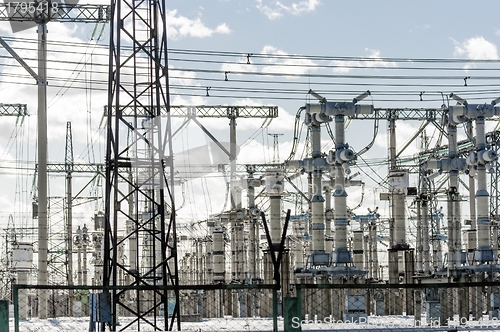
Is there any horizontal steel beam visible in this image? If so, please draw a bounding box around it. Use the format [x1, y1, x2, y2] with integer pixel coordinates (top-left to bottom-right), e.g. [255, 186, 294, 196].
[103, 105, 279, 118]
[353, 108, 499, 121]
[46, 163, 104, 173]
[45, 162, 283, 174]
[0, 103, 28, 116]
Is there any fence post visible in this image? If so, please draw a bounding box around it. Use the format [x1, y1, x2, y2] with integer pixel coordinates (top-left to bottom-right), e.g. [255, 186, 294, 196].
[13, 285, 18, 332]
[272, 287, 278, 332]
[283, 295, 301, 332]
[0, 299, 8, 332]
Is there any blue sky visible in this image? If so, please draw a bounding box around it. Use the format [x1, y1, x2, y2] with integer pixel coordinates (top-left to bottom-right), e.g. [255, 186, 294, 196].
[166, 0, 500, 59]
[164, 0, 500, 113]
[0, 0, 499, 244]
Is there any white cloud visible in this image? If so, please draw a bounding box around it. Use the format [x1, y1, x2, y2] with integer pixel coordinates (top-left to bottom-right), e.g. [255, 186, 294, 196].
[267, 107, 296, 131]
[221, 45, 317, 78]
[256, 0, 320, 20]
[260, 45, 317, 76]
[170, 95, 207, 106]
[257, 3, 283, 20]
[278, 0, 320, 15]
[453, 37, 499, 60]
[167, 9, 231, 40]
[331, 49, 397, 74]
[215, 23, 231, 35]
[220, 56, 259, 74]
[374, 122, 422, 157]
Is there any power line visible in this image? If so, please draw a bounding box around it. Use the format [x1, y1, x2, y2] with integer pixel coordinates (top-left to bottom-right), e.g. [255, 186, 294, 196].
[2, 37, 500, 104]
[168, 56, 500, 72]
[167, 47, 500, 64]
[170, 84, 500, 96]
[170, 74, 500, 88]
[168, 67, 500, 80]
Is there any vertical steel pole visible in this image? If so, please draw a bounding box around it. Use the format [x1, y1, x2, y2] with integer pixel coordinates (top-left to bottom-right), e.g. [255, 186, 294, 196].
[37, 22, 48, 319]
[272, 287, 278, 332]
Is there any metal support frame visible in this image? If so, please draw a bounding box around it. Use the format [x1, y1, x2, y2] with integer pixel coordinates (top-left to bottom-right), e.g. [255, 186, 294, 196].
[103, 0, 179, 329]
[489, 131, 500, 221]
[65, 122, 74, 314]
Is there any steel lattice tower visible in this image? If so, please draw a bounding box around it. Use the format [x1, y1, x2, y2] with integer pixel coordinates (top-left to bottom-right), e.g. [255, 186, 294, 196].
[103, 0, 179, 329]
[488, 131, 500, 221]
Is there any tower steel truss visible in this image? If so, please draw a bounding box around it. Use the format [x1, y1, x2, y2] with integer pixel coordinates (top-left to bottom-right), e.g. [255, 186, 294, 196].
[103, 0, 178, 329]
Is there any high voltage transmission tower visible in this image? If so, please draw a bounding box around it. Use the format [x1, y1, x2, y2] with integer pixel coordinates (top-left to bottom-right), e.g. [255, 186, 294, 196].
[64, 122, 74, 299]
[268, 133, 283, 163]
[103, 0, 179, 329]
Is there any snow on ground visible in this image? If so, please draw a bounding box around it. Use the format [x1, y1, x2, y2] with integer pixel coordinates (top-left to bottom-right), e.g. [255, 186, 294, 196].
[10, 315, 500, 331]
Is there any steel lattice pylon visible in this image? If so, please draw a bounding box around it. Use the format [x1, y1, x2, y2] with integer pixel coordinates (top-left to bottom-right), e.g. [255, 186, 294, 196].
[488, 131, 500, 221]
[103, 0, 179, 329]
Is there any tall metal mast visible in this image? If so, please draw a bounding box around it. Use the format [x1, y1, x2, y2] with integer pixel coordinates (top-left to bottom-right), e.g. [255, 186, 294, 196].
[64, 122, 74, 313]
[269, 133, 283, 163]
[104, 0, 178, 329]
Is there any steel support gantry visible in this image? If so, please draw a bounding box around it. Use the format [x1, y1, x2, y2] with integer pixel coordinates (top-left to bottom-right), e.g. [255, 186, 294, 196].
[0, 103, 28, 117]
[104, 104, 278, 118]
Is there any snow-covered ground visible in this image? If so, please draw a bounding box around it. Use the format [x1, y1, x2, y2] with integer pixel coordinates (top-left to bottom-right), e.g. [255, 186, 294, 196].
[11, 315, 500, 331]
[15, 316, 278, 332]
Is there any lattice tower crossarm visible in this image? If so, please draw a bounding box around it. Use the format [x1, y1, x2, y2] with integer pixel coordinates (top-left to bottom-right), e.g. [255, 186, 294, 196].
[0, 104, 28, 116]
[46, 162, 281, 174]
[352, 108, 499, 121]
[103, 104, 277, 119]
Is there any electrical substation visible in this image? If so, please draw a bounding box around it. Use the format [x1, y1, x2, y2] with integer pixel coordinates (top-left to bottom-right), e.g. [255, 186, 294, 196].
[1, 1, 500, 332]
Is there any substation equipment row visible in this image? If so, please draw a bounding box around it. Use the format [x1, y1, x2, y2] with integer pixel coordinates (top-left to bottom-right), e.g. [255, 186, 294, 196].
[177, 92, 500, 324]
